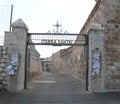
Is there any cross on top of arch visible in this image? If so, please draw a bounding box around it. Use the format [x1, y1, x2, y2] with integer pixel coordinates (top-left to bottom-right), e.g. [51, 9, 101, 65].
[53, 21, 62, 33]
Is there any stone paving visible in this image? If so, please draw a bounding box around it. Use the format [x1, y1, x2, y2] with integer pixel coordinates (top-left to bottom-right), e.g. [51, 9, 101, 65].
[0, 72, 120, 104]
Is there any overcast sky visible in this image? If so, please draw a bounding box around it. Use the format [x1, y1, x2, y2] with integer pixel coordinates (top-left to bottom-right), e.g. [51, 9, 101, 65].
[0, 0, 96, 58]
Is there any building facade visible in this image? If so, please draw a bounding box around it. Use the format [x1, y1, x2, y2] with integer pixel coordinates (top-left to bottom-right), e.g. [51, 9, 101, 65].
[60, 47, 73, 75]
[52, 50, 63, 73]
[41, 57, 52, 72]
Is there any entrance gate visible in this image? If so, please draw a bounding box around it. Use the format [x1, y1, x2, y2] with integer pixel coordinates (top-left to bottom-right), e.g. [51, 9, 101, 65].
[25, 32, 89, 91]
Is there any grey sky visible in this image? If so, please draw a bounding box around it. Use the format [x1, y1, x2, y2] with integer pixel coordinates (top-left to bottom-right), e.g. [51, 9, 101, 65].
[0, 0, 96, 57]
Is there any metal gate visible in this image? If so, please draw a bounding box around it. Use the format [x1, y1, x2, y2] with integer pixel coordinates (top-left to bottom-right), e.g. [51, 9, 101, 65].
[25, 32, 89, 91]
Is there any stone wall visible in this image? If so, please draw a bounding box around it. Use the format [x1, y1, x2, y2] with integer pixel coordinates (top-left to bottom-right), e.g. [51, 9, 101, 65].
[51, 0, 120, 92]
[70, 0, 120, 92]
[29, 49, 42, 80]
[0, 46, 8, 91]
[60, 47, 73, 75]
[101, 0, 120, 91]
[52, 45, 86, 84]
[52, 50, 63, 73]
[71, 46, 85, 81]
[88, 0, 120, 92]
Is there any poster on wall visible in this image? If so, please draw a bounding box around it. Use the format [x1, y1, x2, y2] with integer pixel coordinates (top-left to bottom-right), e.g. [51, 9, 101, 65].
[92, 48, 101, 76]
[6, 51, 19, 75]
[6, 65, 15, 75]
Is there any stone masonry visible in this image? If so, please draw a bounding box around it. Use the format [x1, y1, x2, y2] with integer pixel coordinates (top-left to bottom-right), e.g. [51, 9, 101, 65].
[0, 46, 8, 91]
[28, 45, 42, 80]
[52, 0, 120, 92]
[88, 0, 120, 92]
[101, 0, 120, 91]
[52, 50, 63, 73]
[4, 19, 42, 92]
[4, 19, 28, 92]
[60, 47, 73, 75]
[88, 23, 105, 92]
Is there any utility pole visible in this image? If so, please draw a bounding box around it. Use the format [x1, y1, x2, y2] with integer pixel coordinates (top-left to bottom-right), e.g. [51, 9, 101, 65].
[9, 5, 13, 32]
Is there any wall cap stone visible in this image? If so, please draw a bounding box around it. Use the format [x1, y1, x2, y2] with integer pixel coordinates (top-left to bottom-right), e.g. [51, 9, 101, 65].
[89, 22, 104, 31]
[11, 18, 28, 31]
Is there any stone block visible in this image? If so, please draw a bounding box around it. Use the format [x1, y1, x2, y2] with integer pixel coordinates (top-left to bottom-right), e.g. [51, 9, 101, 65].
[0, 59, 5, 63]
[0, 85, 3, 90]
[2, 81, 7, 85]
[0, 50, 2, 54]
[3, 55, 8, 59]
[3, 85, 7, 91]
[0, 76, 4, 81]
[0, 80, 2, 84]
[0, 63, 6, 67]
[0, 67, 4, 72]
[2, 50, 7, 55]
[0, 54, 3, 58]
[0, 46, 2, 49]
[5, 58, 8, 62]
[2, 47, 7, 50]
[2, 73, 7, 77]
[112, 74, 120, 79]
[0, 59, 2, 63]
[114, 62, 120, 67]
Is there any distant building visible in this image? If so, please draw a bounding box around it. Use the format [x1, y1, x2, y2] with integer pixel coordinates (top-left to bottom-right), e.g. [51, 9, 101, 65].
[41, 57, 52, 72]
[52, 50, 63, 73]
[52, 47, 73, 75]
[60, 47, 73, 75]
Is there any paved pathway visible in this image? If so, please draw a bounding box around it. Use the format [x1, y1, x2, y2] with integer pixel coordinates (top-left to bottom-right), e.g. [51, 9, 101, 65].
[0, 72, 120, 104]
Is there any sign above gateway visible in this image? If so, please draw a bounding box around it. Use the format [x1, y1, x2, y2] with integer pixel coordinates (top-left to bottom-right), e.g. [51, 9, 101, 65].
[27, 32, 86, 46]
[41, 39, 73, 44]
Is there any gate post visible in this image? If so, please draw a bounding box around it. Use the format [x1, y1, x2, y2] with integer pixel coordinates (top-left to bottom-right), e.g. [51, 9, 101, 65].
[88, 22, 104, 92]
[4, 19, 29, 92]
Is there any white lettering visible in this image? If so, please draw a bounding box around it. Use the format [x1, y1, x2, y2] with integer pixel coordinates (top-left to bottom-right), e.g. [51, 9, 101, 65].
[40, 39, 73, 44]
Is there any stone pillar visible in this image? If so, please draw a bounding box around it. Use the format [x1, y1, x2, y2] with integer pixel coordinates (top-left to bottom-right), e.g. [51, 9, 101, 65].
[4, 19, 28, 92]
[88, 23, 105, 92]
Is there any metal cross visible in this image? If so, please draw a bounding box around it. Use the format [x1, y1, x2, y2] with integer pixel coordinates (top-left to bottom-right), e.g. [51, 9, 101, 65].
[53, 21, 62, 33]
